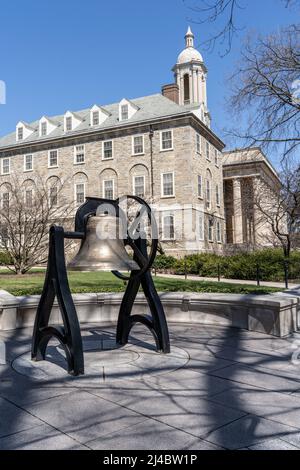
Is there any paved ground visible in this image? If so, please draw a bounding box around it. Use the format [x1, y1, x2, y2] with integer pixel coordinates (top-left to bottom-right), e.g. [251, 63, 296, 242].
[157, 273, 299, 289]
[1, 322, 300, 450]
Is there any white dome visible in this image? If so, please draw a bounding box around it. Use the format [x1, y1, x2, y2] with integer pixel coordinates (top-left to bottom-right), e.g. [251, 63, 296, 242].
[177, 47, 203, 64]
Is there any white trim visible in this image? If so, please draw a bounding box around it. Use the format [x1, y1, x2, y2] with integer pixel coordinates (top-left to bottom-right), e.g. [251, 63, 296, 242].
[197, 175, 203, 199]
[132, 134, 145, 156]
[216, 220, 222, 243]
[102, 179, 115, 199]
[160, 129, 174, 152]
[208, 218, 214, 242]
[1, 157, 10, 175]
[74, 144, 85, 165]
[102, 140, 114, 160]
[133, 175, 145, 197]
[23, 154, 33, 172]
[48, 149, 59, 168]
[161, 171, 175, 198]
[162, 213, 176, 241]
[74, 182, 85, 205]
[206, 141, 211, 161]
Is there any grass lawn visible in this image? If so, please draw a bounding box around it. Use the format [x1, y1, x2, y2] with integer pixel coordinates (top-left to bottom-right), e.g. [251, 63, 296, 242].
[0, 269, 282, 296]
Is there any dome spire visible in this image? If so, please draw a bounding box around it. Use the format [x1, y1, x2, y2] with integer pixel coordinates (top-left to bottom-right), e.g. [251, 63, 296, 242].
[185, 26, 194, 48]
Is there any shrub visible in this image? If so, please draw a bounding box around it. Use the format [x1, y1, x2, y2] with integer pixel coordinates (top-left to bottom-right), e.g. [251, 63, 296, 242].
[0, 251, 13, 266]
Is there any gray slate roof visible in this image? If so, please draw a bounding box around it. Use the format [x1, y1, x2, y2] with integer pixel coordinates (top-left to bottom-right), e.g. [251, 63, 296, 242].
[0, 94, 192, 150]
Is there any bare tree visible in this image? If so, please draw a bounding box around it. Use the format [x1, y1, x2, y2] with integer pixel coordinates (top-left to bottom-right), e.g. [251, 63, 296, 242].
[253, 162, 300, 258]
[227, 26, 300, 159]
[0, 175, 73, 274]
[184, 0, 299, 54]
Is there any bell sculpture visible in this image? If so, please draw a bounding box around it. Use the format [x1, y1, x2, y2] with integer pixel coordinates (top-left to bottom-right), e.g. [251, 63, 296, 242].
[68, 213, 139, 272]
[31, 196, 170, 377]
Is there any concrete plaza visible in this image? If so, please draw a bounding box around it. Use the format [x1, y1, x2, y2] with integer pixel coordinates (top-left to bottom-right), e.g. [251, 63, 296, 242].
[1, 322, 300, 450]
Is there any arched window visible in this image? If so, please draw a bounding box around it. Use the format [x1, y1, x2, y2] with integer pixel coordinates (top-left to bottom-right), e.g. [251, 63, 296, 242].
[184, 74, 190, 104]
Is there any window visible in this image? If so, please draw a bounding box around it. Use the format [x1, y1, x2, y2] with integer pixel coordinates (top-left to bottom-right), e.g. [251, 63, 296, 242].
[75, 183, 85, 204]
[121, 104, 128, 121]
[49, 186, 58, 206]
[103, 140, 113, 160]
[198, 175, 203, 198]
[206, 179, 211, 209]
[133, 135, 144, 155]
[206, 141, 210, 160]
[2, 158, 10, 175]
[92, 111, 99, 126]
[41, 122, 47, 137]
[199, 212, 204, 241]
[216, 220, 222, 243]
[25, 189, 33, 207]
[208, 219, 214, 242]
[49, 150, 58, 168]
[196, 133, 201, 153]
[75, 145, 85, 164]
[184, 74, 190, 104]
[17, 127, 23, 141]
[24, 154, 33, 172]
[163, 214, 175, 240]
[216, 184, 220, 206]
[0, 227, 8, 246]
[2, 192, 9, 210]
[161, 131, 173, 151]
[162, 172, 174, 197]
[103, 179, 114, 199]
[133, 176, 145, 198]
[66, 116, 72, 131]
[215, 149, 219, 166]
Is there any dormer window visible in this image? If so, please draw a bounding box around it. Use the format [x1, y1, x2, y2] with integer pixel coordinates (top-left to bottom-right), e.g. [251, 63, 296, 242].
[41, 122, 47, 136]
[121, 105, 129, 121]
[18, 127, 23, 141]
[92, 111, 99, 126]
[66, 116, 72, 131]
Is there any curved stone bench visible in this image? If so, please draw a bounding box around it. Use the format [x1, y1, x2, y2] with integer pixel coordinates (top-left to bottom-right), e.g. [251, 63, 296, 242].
[0, 290, 299, 337]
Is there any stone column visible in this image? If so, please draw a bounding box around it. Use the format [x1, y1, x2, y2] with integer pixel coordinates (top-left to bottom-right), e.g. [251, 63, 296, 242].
[232, 179, 244, 244]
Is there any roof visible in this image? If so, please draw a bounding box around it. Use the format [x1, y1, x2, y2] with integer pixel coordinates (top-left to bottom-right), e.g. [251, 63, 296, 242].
[223, 147, 280, 181]
[0, 94, 202, 151]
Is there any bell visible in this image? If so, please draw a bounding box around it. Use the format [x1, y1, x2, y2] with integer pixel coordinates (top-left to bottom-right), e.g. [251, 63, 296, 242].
[68, 213, 139, 272]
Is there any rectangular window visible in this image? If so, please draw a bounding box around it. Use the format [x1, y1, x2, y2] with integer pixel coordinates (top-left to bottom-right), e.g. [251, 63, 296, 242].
[206, 180, 211, 209]
[161, 131, 173, 151]
[75, 183, 85, 204]
[121, 104, 128, 121]
[216, 184, 220, 206]
[163, 215, 175, 240]
[198, 175, 203, 198]
[133, 176, 145, 198]
[215, 149, 219, 166]
[206, 141, 210, 160]
[24, 154, 33, 171]
[103, 140, 113, 159]
[133, 135, 144, 155]
[75, 145, 85, 164]
[92, 111, 99, 126]
[196, 133, 201, 153]
[162, 172, 174, 197]
[66, 116, 72, 131]
[103, 180, 114, 199]
[25, 189, 33, 207]
[41, 122, 47, 136]
[2, 192, 9, 210]
[217, 221, 222, 243]
[199, 212, 204, 241]
[49, 150, 58, 167]
[208, 219, 214, 242]
[49, 186, 58, 206]
[18, 127, 23, 141]
[2, 158, 10, 175]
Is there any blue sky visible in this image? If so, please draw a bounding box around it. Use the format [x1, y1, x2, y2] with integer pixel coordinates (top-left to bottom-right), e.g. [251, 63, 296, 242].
[0, 0, 297, 163]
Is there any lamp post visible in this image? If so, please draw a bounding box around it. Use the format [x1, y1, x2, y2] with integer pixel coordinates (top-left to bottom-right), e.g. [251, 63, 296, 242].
[31, 195, 170, 376]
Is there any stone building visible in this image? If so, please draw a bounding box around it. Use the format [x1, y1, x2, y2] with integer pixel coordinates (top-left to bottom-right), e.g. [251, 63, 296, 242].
[0, 28, 281, 257]
[223, 148, 282, 250]
[0, 28, 225, 257]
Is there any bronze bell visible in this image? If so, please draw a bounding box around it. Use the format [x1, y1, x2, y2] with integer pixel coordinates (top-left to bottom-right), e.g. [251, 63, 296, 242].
[68, 213, 139, 272]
